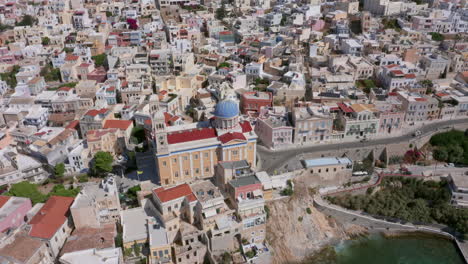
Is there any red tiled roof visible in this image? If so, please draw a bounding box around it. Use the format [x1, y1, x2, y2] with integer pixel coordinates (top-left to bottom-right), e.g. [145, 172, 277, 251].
[415, 98, 427, 102]
[65, 120, 79, 129]
[435, 92, 449, 97]
[391, 70, 404, 75]
[240, 121, 253, 133]
[163, 112, 180, 126]
[167, 127, 217, 144]
[404, 74, 416, 78]
[219, 132, 246, 144]
[58, 87, 73, 92]
[85, 108, 108, 117]
[0, 196, 10, 208]
[29, 196, 74, 239]
[65, 54, 79, 61]
[79, 63, 91, 68]
[338, 103, 354, 113]
[386, 64, 398, 68]
[103, 119, 133, 130]
[388, 92, 398, 96]
[153, 184, 196, 203]
[87, 128, 118, 142]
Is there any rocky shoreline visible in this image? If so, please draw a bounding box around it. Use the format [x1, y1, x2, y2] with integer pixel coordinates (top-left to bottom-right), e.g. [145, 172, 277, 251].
[266, 174, 466, 264]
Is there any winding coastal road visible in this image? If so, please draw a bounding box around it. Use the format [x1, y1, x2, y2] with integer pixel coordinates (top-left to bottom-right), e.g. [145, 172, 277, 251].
[257, 118, 468, 173]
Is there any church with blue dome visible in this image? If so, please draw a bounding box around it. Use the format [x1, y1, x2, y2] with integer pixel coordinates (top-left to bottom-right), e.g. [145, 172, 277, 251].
[214, 100, 239, 119]
[152, 99, 258, 186]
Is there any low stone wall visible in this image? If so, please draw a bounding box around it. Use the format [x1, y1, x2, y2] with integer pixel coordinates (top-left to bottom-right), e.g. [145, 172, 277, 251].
[313, 196, 415, 231]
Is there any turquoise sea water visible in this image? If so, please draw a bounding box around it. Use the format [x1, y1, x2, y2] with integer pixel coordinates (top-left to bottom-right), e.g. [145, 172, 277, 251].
[307, 233, 465, 264]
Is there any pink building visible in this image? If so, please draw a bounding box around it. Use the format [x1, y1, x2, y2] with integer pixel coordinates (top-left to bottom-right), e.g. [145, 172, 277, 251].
[228, 175, 263, 201]
[255, 109, 293, 149]
[375, 94, 405, 135]
[311, 19, 326, 31]
[0, 196, 32, 233]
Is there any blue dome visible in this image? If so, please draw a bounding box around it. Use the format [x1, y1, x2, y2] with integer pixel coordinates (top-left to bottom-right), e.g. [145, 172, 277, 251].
[214, 100, 239, 119]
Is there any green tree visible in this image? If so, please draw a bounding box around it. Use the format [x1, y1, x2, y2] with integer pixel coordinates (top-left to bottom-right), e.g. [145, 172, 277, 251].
[429, 32, 444, 41]
[91, 53, 108, 68]
[40, 64, 61, 82]
[0, 65, 20, 88]
[0, 23, 12, 32]
[91, 151, 114, 176]
[16, 15, 36, 27]
[131, 126, 146, 144]
[133, 242, 141, 256]
[433, 148, 448, 162]
[41, 37, 50, 46]
[217, 62, 230, 69]
[447, 145, 464, 163]
[221, 252, 232, 264]
[48, 184, 80, 197]
[54, 163, 65, 178]
[215, 4, 227, 20]
[5, 181, 46, 204]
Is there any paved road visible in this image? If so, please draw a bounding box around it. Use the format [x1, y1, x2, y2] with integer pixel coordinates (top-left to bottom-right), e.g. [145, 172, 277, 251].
[258, 118, 468, 174]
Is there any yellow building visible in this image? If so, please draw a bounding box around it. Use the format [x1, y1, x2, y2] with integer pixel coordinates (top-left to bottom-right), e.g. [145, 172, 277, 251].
[154, 100, 257, 186]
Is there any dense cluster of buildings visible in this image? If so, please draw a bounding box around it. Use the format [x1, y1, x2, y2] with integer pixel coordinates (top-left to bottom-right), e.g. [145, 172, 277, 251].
[0, 0, 466, 262]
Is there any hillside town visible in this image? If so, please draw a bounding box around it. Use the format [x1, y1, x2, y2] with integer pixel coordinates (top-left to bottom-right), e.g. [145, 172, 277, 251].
[0, 0, 466, 263]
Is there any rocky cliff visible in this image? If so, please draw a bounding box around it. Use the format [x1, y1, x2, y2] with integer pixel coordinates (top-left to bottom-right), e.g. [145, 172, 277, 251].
[266, 175, 362, 264]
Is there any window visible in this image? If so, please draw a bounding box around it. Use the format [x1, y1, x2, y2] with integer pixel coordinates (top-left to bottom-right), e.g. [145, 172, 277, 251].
[153, 251, 158, 256]
[165, 250, 169, 255]
[168, 206, 172, 211]
[326, 168, 329, 172]
[159, 251, 164, 257]
[194, 154, 198, 159]
[205, 167, 209, 172]
[195, 168, 200, 174]
[318, 169, 321, 173]
[204, 152, 208, 158]
[185, 170, 189, 176]
[232, 150, 238, 155]
[173, 158, 177, 163]
[334, 168, 337, 172]
[184, 156, 188, 161]
[175, 172, 179, 177]
[162, 161, 167, 166]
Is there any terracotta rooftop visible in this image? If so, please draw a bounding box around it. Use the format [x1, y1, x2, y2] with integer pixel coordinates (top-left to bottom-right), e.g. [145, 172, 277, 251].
[153, 184, 197, 203]
[219, 132, 246, 144]
[65, 54, 79, 61]
[163, 112, 180, 126]
[84, 108, 109, 117]
[87, 128, 118, 142]
[65, 120, 80, 130]
[0, 196, 10, 208]
[0, 233, 45, 263]
[103, 119, 133, 130]
[60, 224, 116, 255]
[337, 103, 354, 113]
[58, 86, 73, 92]
[29, 196, 74, 240]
